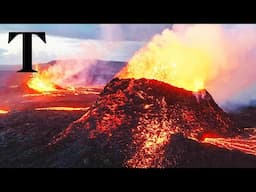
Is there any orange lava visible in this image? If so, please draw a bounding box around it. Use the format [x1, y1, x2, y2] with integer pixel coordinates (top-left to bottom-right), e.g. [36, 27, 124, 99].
[35, 107, 89, 111]
[202, 136, 256, 156]
[201, 132, 221, 141]
[126, 99, 174, 168]
[126, 122, 172, 168]
[0, 109, 8, 114]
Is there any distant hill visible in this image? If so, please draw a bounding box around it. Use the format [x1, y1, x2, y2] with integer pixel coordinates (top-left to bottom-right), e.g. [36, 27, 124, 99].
[42, 59, 126, 86]
[0, 65, 20, 71]
[0, 62, 50, 71]
[0, 59, 126, 88]
[0, 59, 126, 71]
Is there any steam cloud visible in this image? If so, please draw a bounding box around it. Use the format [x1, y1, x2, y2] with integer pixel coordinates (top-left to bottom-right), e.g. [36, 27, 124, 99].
[170, 24, 256, 109]
[40, 24, 167, 87]
[40, 26, 121, 88]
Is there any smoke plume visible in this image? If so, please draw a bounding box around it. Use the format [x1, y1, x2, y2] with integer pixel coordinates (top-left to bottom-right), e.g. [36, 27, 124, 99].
[38, 26, 122, 88]
[171, 24, 256, 109]
[37, 25, 168, 88]
[118, 24, 256, 110]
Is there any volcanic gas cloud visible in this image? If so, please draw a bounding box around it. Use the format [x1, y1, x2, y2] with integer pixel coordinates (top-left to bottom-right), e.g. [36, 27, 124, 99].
[27, 60, 99, 93]
[47, 25, 256, 168]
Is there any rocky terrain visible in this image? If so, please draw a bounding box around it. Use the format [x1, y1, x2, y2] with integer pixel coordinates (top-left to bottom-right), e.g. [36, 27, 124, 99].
[0, 78, 255, 168]
[0, 61, 255, 168]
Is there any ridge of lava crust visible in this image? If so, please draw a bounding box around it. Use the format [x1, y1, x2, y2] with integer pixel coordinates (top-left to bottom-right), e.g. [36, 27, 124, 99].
[49, 78, 242, 168]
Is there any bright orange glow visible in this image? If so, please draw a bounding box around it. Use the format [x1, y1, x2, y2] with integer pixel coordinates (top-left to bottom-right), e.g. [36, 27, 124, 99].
[126, 99, 174, 168]
[0, 109, 8, 114]
[202, 136, 256, 156]
[35, 107, 89, 111]
[201, 132, 221, 141]
[27, 65, 57, 92]
[117, 29, 212, 92]
[126, 121, 172, 168]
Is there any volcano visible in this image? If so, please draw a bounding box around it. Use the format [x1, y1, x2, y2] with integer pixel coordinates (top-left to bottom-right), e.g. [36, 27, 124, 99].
[47, 78, 256, 168]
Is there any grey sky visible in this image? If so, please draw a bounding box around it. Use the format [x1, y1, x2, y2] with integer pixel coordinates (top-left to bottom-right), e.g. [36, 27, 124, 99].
[0, 24, 172, 64]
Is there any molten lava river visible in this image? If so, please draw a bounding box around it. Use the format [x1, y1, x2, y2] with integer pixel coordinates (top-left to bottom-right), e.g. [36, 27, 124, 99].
[201, 133, 256, 156]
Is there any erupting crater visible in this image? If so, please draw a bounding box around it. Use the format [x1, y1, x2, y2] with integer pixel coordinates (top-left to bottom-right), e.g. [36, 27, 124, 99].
[49, 78, 255, 168]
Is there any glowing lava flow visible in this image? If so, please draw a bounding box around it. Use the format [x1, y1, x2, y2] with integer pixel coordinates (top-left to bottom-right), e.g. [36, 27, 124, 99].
[35, 107, 89, 111]
[126, 119, 172, 168]
[27, 65, 57, 92]
[117, 29, 213, 92]
[202, 136, 256, 156]
[0, 109, 8, 114]
[126, 98, 175, 168]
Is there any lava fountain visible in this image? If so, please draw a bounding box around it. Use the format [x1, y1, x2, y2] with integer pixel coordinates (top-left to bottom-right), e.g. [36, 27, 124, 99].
[27, 65, 58, 92]
[116, 28, 212, 92]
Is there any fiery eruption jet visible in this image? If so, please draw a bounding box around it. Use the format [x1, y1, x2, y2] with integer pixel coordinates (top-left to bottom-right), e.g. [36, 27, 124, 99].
[116, 28, 211, 92]
[27, 65, 58, 92]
